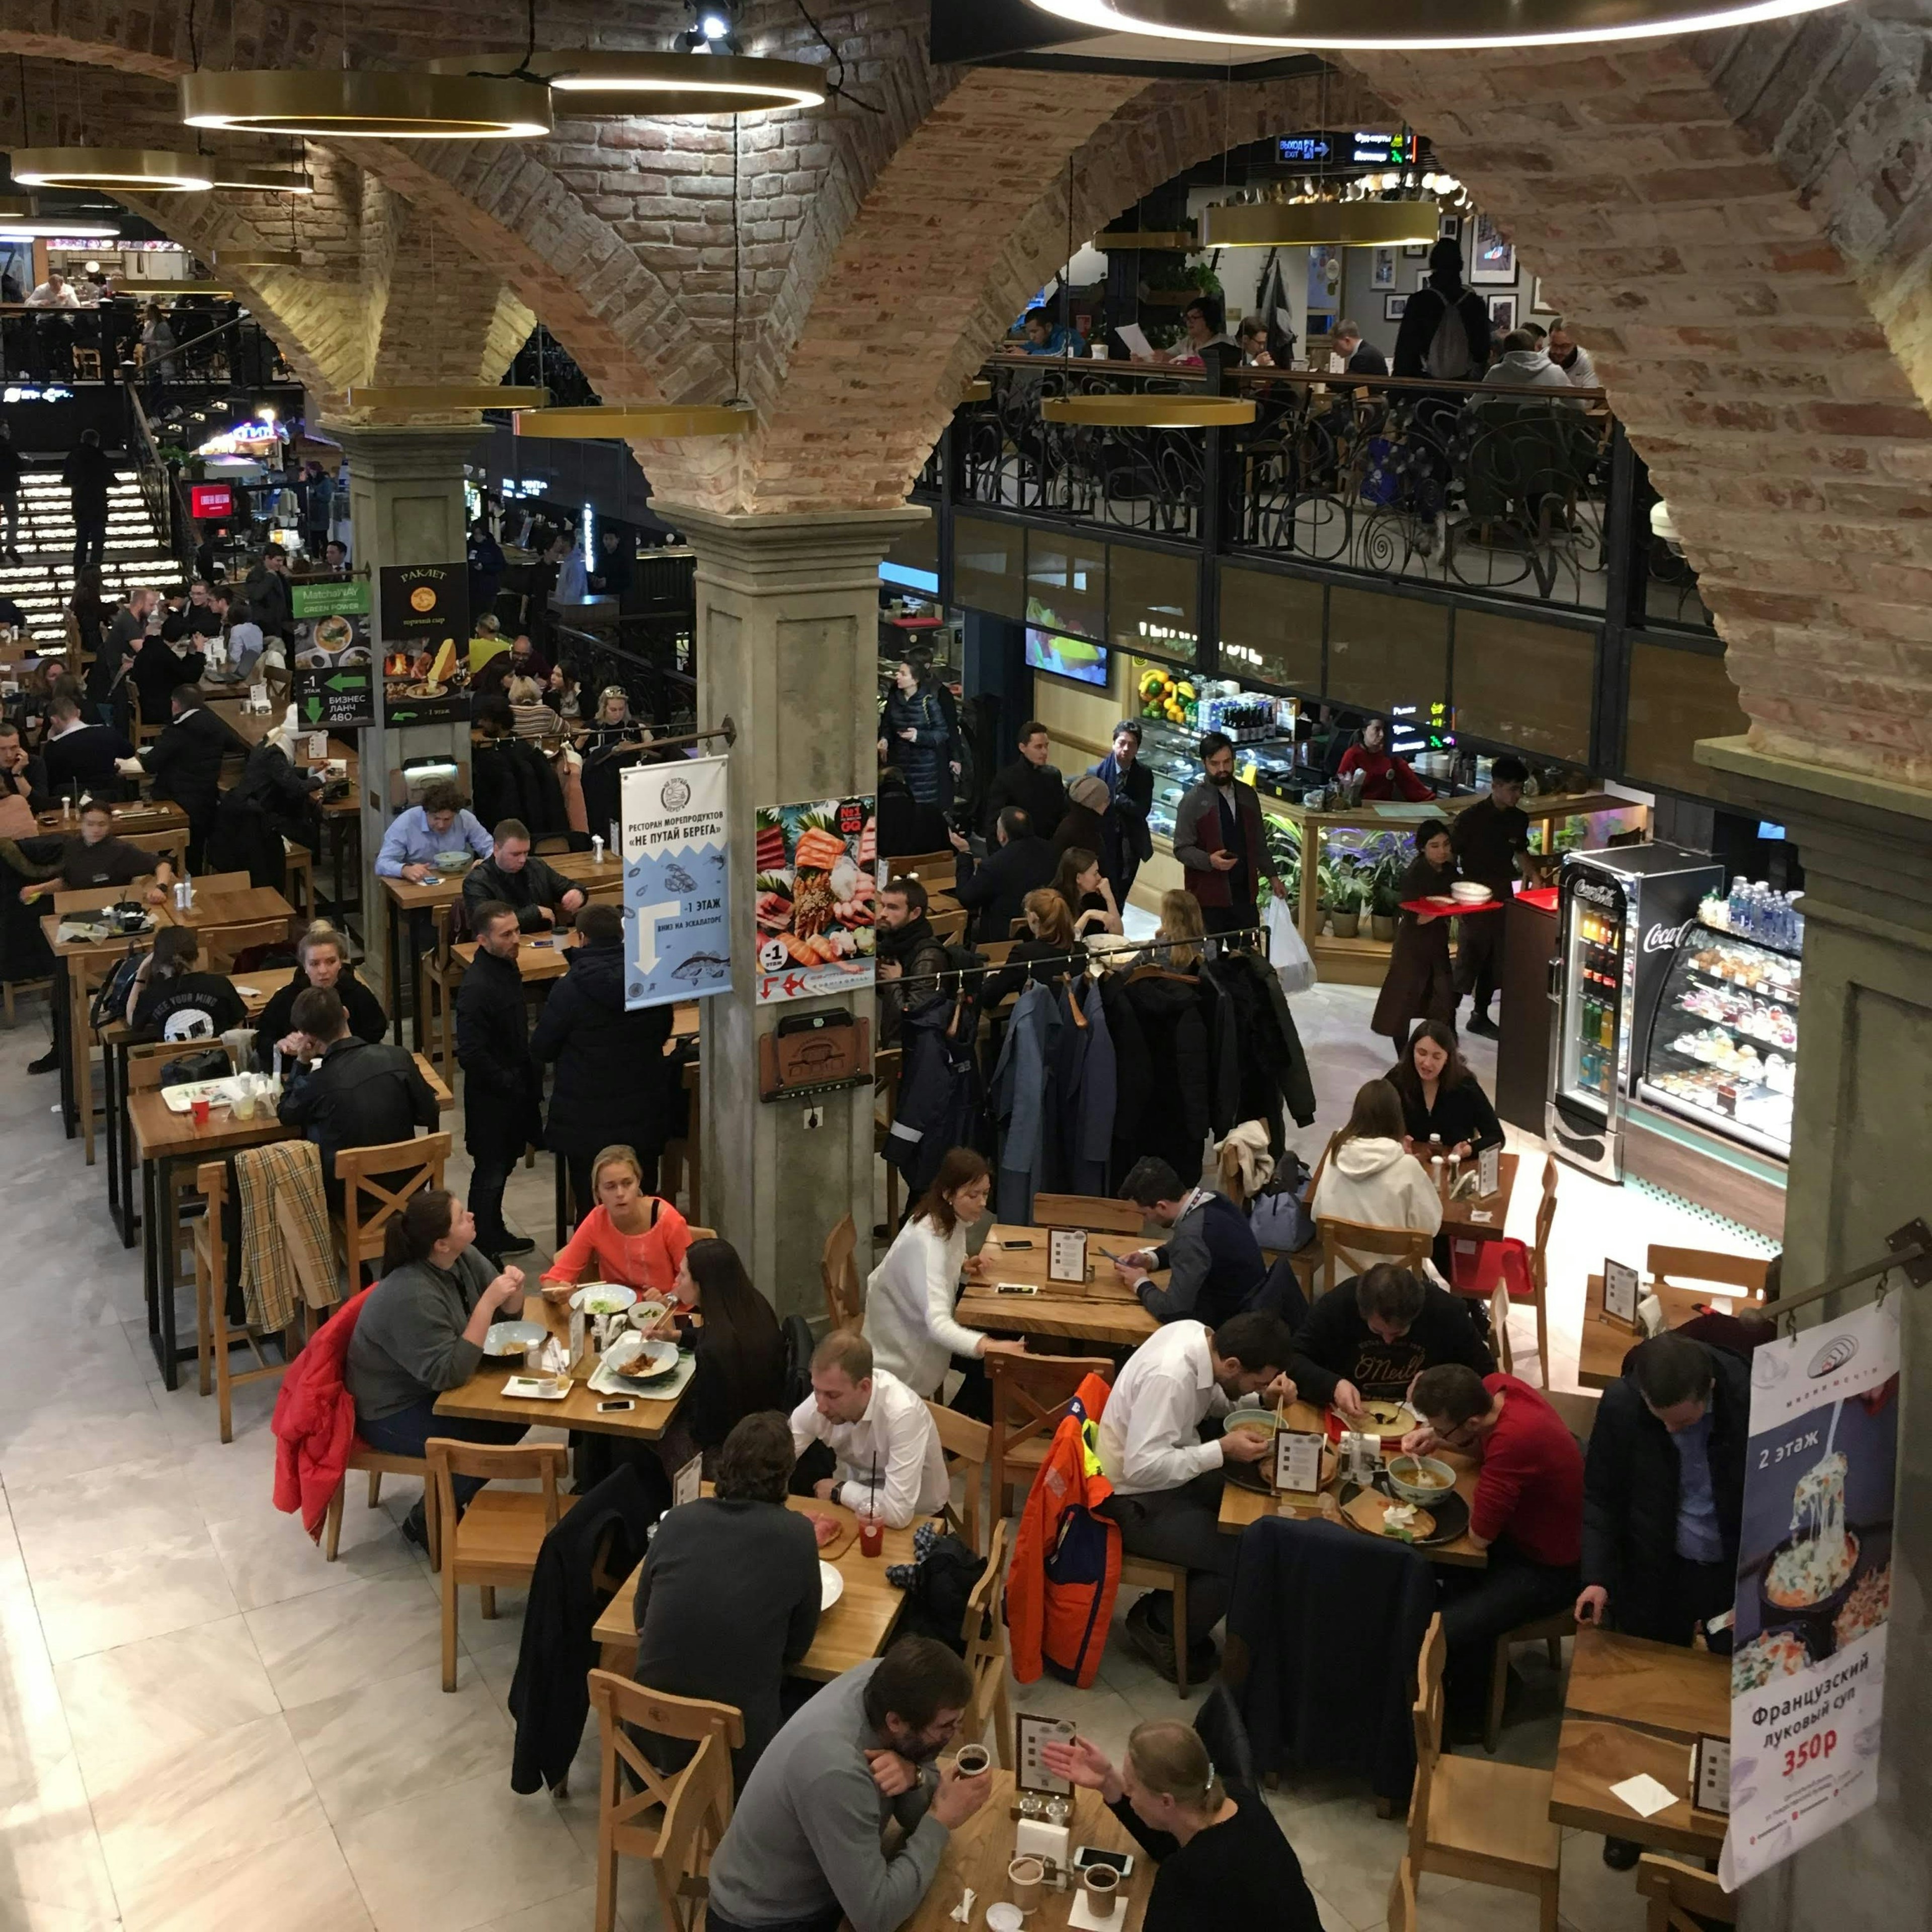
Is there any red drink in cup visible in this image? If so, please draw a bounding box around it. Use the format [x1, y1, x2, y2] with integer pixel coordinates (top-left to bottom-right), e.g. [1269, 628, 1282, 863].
[858, 1516, 884, 1558]
[190, 1098, 211, 1126]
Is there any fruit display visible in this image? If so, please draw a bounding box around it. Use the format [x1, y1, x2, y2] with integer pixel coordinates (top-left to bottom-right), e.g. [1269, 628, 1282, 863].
[1139, 664, 1197, 727]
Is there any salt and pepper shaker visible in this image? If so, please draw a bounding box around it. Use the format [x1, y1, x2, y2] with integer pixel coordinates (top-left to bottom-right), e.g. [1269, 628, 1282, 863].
[590, 834, 604, 865]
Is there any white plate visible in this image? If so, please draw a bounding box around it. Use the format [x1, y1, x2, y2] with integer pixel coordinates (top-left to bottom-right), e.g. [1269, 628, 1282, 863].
[604, 1336, 679, 1382]
[483, 1320, 548, 1357]
[571, 1285, 637, 1317]
[820, 1560, 845, 1609]
[1450, 884, 1493, 903]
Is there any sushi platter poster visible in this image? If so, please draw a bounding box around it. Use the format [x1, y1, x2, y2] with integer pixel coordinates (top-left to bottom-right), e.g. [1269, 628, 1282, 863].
[619, 756, 733, 1010]
[1720, 1293, 1899, 1889]
[754, 795, 877, 1005]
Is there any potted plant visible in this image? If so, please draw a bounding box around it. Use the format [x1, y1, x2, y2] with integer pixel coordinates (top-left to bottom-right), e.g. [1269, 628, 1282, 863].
[1370, 857, 1404, 942]
[1330, 868, 1366, 940]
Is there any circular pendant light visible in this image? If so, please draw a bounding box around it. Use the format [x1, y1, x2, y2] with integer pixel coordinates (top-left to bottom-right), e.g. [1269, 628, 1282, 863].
[1202, 199, 1441, 248]
[1026, 0, 1850, 50]
[1041, 395, 1254, 429]
[0, 217, 122, 239]
[10, 147, 217, 192]
[421, 50, 824, 116]
[513, 403, 754, 438]
[208, 162, 314, 193]
[347, 385, 552, 410]
[180, 69, 551, 139]
[213, 249, 304, 268]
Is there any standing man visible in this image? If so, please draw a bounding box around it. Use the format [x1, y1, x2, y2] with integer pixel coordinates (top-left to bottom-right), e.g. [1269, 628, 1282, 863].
[1173, 730, 1277, 937]
[460, 818, 585, 933]
[61, 427, 114, 575]
[982, 720, 1068, 843]
[455, 901, 541, 1262]
[1097, 1312, 1296, 1681]
[1090, 719, 1153, 906]
[1577, 1332, 1747, 1869]
[788, 1330, 949, 1531]
[1449, 754, 1534, 1038]
[0, 419, 22, 566]
[119, 687, 249, 869]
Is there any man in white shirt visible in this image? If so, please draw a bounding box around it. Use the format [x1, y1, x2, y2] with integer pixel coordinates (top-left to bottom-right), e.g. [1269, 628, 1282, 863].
[26, 273, 78, 309]
[790, 1330, 948, 1530]
[1097, 1312, 1297, 1679]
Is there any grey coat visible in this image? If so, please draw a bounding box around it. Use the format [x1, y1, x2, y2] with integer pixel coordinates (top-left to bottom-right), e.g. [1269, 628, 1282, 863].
[344, 1247, 496, 1421]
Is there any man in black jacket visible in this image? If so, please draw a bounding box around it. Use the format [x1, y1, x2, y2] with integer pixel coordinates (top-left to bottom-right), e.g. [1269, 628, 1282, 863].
[1577, 1331, 1747, 1868]
[277, 985, 440, 1202]
[1090, 721, 1153, 905]
[1291, 1264, 1493, 1420]
[456, 901, 541, 1260]
[981, 720, 1067, 842]
[949, 807, 1055, 947]
[131, 625, 206, 730]
[41, 694, 135, 799]
[62, 428, 114, 574]
[461, 818, 585, 934]
[873, 875, 947, 1044]
[126, 688, 248, 868]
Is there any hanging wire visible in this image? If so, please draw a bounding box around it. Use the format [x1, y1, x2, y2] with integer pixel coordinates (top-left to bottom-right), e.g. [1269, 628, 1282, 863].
[1060, 149, 1072, 349]
[791, 1, 882, 113]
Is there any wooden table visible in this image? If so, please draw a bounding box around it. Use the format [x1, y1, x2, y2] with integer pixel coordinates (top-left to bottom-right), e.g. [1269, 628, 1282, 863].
[1578, 1278, 1742, 1389]
[1216, 1399, 1488, 1567]
[297, 738, 362, 915]
[1439, 1148, 1518, 1243]
[203, 695, 280, 748]
[1550, 1628, 1729, 1859]
[163, 883, 296, 936]
[34, 799, 189, 839]
[40, 908, 158, 1166]
[592, 1493, 918, 1679]
[130, 1054, 452, 1389]
[452, 930, 582, 984]
[955, 1224, 1159, 1350]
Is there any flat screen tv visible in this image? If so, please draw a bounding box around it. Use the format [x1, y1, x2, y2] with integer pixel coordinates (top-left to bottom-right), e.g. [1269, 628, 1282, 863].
[1025, 625, 1108, 687]
[189, 482, 234, 520]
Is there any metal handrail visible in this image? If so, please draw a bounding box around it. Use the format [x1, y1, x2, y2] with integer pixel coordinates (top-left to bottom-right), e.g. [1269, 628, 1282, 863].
[122, 381, 197, 576]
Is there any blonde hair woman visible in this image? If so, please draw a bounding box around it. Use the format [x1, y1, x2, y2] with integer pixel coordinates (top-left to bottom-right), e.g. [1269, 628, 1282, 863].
[1154, 888, 1206, 971]
[540, 1143, 691, 1299]
[256, 920, 386, 1063]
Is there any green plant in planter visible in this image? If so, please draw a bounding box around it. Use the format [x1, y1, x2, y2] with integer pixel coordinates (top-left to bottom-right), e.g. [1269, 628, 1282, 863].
[1371, 857, 1405, 921]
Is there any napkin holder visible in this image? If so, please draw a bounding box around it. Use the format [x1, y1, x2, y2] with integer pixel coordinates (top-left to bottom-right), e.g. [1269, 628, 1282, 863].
[1013, 1817, 1070, 1879]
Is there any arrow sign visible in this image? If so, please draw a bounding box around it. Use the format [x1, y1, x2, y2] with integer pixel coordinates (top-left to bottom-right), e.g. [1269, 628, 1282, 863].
[325, 672, 364, 692]
[302, 696, 322, 722]
[631, 897, 682, 977]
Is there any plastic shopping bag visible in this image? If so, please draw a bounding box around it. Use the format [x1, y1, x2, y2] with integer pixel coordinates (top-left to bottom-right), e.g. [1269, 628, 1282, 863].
[1266, 893, 1318, 997]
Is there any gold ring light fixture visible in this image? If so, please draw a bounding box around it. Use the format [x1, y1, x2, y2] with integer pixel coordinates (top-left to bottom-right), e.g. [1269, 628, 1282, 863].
[420, 50, 824, 117]
[180, 69, 552, 139]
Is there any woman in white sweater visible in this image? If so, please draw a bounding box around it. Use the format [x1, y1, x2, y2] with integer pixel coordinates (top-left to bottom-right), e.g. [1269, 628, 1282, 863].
[1309, 1078, 1446, 1284]
[864, 1147, 1024, 1397]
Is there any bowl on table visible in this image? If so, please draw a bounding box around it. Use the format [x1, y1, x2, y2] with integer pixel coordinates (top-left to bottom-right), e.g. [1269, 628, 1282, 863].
[482, 1319, 548, 1358]
[605, 1337, 680, 1388]
[1449, 881, 1493, 905]
[571, 1284, 637, 1318]
[628, 1299, 670, 1331]
[433, 851, 474, 874]
[1386, 1454, 1458, 1506]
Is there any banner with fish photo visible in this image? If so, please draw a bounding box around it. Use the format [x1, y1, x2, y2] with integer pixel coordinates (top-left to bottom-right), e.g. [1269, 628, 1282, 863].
[754, 794, 876, 1005]
[1720, 1293, 1900, 1890]
[619, 755, 732, 1010]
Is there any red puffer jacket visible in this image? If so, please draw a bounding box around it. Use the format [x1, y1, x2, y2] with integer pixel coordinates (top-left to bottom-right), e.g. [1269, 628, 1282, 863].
[272, 1287, 372, 1539]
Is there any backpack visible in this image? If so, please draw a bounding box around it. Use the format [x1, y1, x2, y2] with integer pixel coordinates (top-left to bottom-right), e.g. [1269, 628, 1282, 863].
[1424, 294, 1473, 381]
[160, 1046, 231, 1089]
[1247, 1147, 1317, 1254]
[91, 941, 148, 1033]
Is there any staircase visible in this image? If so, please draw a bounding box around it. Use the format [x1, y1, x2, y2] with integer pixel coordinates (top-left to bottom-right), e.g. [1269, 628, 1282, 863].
[1, 461, 182, 649]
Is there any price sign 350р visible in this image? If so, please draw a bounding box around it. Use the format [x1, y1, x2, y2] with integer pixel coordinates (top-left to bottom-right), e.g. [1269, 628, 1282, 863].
[1783, 1729, 1836, 1778]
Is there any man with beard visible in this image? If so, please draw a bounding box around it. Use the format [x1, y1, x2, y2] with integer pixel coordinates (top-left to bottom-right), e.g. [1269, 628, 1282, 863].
[873, 874, 947, 1044]
[704, 1635, 993, 1932]
[1173, 731, 1277, 937]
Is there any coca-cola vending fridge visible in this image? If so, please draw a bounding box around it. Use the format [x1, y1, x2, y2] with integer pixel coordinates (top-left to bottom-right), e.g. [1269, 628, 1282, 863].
[1545, 843, 1723, 1181]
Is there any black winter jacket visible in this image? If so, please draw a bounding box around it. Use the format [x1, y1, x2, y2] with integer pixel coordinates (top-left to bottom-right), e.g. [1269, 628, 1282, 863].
[278, 1034, 439, 1181]
[455, 945, 541, 1158]
[256, 968, 386, 1067]
[145, 705, 248, 829]
[1117, 972, 1212, 1187]
[952, 833, 1056, 947]
[528, 938, 677, 1157]
[1582, 1340, 1750, 1642]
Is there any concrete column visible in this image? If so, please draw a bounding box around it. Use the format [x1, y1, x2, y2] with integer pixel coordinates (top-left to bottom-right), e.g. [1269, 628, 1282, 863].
[321, 421, 484, 999]
[1698, 737, 1932, 1932]
[660, 500, 928, 1322]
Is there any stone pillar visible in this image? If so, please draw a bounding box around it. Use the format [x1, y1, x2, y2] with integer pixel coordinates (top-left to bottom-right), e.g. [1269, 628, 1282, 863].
[1698, 737, 1932, 1932]
[322, 421, 484, 1000]
[660, 501, 929, 1322]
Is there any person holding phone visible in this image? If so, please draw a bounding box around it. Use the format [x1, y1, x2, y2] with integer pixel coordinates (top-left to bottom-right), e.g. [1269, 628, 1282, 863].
[1041, 1721, 1320, 1932]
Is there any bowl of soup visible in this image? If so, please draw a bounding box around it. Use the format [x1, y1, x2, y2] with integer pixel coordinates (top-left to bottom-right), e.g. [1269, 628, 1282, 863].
[1387, 1455, 1457, 1505]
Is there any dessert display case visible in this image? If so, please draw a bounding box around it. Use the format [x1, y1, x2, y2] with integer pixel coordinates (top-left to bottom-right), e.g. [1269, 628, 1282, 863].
[1638, 921, 1800, 1162]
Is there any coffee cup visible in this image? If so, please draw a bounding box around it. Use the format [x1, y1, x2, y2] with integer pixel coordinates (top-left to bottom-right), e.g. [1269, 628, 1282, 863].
[1082, 1865, 1120, 1920]
[1007, 1856, 1044, 1914]
[953, 1743, 990, 1777]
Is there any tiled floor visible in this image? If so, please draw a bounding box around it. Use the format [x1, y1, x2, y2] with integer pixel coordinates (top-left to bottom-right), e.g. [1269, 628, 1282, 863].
[0, 976, 1755, 1929]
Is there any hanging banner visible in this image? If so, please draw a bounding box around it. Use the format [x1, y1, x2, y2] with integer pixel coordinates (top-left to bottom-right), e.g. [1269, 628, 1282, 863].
[1720, 1294, 1900, 1891]
[290, 579, 374, 730]
[754, 795, 877, 1005]
[379, 562, 471, 725]
[620, 755, 732, 1010]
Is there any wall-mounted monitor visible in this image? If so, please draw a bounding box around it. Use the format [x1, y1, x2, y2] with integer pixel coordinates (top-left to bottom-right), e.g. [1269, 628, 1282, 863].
[188, 482, 234, 520]
[1025, 625, 1108, 688]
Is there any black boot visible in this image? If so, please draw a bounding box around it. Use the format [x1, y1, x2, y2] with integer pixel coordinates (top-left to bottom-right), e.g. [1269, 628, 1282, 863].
[1466, 1008, 1499, 1039]
[28, 1043, 59, 1074]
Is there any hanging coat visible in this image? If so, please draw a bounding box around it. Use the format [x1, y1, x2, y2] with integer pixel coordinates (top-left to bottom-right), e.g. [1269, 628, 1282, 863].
[1116, 973, 1212, 1186]
[1068, 979, 1116, 1195]
[989, 981, 1060, 1223]
[885, 993, 985, 1199]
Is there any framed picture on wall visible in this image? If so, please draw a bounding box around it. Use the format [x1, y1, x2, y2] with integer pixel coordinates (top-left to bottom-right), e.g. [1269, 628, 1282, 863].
[1469, 210, 1515, 285]
[1488, 294, 1517, 334]
[1384, 293, 1408, 322]
[1404, 242, 1429, 258]
[1438, 214, 1461, 243]
[1372, 248, 1396, 289]
[1532, 276, 1557, 314]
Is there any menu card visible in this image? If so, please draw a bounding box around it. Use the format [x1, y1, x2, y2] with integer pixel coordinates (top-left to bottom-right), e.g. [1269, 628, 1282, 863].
[1048, 1229, 1089, 1285]
[1273, 1430, 1324, 1495]
[1604, 1258, 1641, 1329]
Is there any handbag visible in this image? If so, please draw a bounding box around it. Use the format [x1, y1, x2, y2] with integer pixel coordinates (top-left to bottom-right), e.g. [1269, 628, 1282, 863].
[1265, 894, 1317, 997]
[160, 1046, 231, 1088]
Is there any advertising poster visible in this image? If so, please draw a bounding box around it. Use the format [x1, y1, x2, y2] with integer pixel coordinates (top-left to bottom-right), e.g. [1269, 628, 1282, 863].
[1720, 1295, 1900, 1890]
[290, 579, 374, 730]
[754, 795, 876, 1005]
[379, 561, 471, 727]
[619, 755, 731, 1011]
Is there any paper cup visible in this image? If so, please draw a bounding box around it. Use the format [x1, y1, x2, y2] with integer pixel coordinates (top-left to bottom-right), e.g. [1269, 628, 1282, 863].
[1082, 1865, 1120, 1920]
[1007, 1856, 1044, 1914]
[953, 1743, 989, 1777]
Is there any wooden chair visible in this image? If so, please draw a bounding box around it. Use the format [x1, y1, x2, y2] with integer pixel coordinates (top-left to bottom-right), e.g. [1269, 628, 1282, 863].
[1117, 1552, 1194, 1698]
[986, 1350, 1112, 1524]
[1031, 1193, 1147, 1238]
[324, 1440, 441, 1569]
[927, 907, 968, 944]
[191, 1159, 310, 1443]
[1317, 1217, 1431, 1297]
[821, 1213, 861, 1330]
[1637, 1854, 1735, 1930]
[130, 687, 162, 749]
[199, 917, 292, 975]
[1406, 1614, 1561, 1929]
[960, 1516, 1014, 1757]
[426, 1438, 573, 1692]
[120, 828, 186, 878]
[925, 1399, 990, 1556]
[587, 1675, 740, 1932]
[283, 840, 315, 921]
[892, 849, 957, 884]
[333, 1133, 451, 1288]
[1483, 1605, 1575, 1754]
[2, 969, 51, 1025]
[1542, 1388, 1599, 1444]
[1450, 1155, 1558, 1386]
[1387, 1858, 1418, 1932]
[1647, 1243, 1768, 1303]
[416, 903, 465, 1072]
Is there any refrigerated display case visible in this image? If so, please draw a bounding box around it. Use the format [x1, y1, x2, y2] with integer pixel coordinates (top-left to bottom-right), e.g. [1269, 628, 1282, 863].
[1546, 843, 1723, 1181]
[1637, 922, 1799, 1161]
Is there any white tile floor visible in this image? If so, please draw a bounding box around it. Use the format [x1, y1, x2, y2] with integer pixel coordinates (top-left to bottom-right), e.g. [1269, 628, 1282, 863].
[0, 976, 1762, 1930]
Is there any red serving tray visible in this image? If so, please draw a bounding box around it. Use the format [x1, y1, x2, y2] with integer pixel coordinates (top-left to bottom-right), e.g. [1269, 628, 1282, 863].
[1402, 897, 1504, 915]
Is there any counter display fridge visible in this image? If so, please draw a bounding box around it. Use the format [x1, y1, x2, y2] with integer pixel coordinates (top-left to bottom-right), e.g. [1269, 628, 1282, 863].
[1637, 921, 1799, 1161]
[1546, 843, 1723, 1181]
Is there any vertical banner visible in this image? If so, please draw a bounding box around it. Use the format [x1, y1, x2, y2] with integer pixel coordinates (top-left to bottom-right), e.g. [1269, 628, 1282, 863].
[1721, 1294, 1900, 1890]
[289, 579, 374, 729]
[620, 756, 731, 1010]
[379, 562, 471, 726]
[754, 795, 877, 1004]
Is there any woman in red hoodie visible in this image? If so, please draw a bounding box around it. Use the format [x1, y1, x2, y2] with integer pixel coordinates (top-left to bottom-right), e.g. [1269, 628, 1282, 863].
[1338, 716, 1432, 802]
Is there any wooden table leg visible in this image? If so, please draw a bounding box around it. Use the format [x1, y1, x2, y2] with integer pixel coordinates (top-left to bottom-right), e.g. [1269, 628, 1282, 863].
[70, 955, 95, 1166]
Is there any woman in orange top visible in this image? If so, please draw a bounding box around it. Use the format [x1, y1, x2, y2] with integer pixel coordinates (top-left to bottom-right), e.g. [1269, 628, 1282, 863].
[541, 1144, 691, 1301]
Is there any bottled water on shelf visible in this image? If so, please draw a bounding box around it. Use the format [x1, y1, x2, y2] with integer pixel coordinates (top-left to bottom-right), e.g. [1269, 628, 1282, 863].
[1715, 877, 1804, 950]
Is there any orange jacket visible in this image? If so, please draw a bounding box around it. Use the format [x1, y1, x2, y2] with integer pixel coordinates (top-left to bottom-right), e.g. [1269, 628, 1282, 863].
[272, 1287, 372, 1539]
[1006, 1373, 1120, 1688]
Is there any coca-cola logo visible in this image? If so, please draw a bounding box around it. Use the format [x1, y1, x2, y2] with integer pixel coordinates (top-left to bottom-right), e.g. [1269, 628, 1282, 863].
[1644, 920, 1692, 954]
[1573, 879, 1617, 908]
